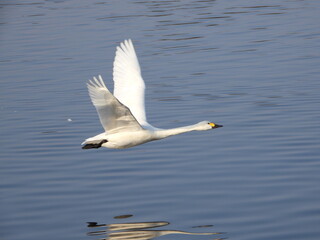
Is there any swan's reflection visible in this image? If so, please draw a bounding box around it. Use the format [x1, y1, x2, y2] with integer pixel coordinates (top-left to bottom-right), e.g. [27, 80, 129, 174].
[87, 215, 224, 240]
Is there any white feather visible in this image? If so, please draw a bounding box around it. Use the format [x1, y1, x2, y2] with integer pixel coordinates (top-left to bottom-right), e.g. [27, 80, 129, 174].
[87, 75, 142, 135]
[113, 39, 150, 128]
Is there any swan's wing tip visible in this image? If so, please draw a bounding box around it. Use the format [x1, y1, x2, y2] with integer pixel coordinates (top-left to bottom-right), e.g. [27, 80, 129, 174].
[118, 39, 135, 53]
[86, 75, 112, 108]
[87, 75, 108, 90]
[123, 38, 132, 44]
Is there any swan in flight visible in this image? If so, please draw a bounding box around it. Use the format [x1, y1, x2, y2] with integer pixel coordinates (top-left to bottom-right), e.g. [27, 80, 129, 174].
[82, 39, 222, 149]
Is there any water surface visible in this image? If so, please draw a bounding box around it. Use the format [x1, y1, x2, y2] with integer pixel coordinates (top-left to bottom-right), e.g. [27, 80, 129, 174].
[1, 1, 320, 240]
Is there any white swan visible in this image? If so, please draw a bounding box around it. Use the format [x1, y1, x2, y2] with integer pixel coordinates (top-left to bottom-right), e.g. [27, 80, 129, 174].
[82, 39, 222, 149]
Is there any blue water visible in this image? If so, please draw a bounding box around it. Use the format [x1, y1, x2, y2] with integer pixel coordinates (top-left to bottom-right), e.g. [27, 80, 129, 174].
[1, 1, 320, 240]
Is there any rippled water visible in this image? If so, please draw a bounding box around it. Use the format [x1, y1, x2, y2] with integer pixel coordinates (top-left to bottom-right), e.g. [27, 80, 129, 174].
[1, 1, 320, 240]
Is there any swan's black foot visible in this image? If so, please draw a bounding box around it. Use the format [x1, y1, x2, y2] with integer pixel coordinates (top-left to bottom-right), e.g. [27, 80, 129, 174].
[82, 140, 108, 149]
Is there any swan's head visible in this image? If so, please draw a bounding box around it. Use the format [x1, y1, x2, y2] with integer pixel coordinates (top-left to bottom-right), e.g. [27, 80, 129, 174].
[197, 121, 223, 131]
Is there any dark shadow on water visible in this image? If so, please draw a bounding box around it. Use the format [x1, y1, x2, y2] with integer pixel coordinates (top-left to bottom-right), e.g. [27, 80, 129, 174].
[87, 215, 225, 240]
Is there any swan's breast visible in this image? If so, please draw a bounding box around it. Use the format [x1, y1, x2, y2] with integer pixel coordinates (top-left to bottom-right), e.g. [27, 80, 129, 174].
[103, 130, 155, 149]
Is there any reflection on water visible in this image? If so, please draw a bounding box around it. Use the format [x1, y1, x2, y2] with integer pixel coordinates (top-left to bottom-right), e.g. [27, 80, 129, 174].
[87, 215, 224, 240]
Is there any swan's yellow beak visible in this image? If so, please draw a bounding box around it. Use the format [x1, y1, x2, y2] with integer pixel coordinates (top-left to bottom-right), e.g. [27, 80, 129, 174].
[209, 122, 223, 129]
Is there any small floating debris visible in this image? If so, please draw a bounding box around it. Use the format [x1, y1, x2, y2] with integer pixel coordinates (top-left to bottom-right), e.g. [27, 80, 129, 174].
[114, 214, 133, 219]
[192, 224, 214, 228]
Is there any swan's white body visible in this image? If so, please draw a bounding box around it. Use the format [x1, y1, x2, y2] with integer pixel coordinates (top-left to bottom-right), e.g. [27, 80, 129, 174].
[82, 39, 222, 149]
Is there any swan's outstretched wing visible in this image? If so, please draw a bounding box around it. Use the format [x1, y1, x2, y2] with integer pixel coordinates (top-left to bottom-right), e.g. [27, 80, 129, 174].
[87, 75, 143, 134]
[113, 39, 149, 127]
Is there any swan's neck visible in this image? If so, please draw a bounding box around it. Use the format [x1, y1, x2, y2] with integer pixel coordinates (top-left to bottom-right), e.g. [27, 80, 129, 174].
[154, 124, 199, 139]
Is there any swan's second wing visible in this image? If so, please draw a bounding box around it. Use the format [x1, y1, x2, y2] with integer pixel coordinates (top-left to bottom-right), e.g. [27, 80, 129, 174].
[113, 39, 148, 127]
[87, 75, 143, 134]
